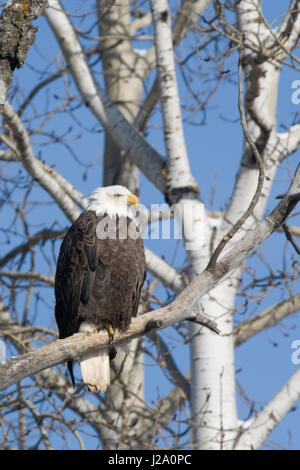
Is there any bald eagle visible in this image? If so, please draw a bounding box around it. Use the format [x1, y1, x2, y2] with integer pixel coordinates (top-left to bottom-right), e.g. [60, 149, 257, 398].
[54, 186, 146, 393]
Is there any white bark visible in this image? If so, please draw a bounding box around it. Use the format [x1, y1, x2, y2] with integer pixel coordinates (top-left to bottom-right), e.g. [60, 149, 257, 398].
[97, 0, 143, 193]
[150, 0, 198, 194]
[277, 125, 300, 161]
[145, 0, 213, 75]
[188, 0, 300, 449]
[135, 0, 213, 135]
[150, 0, 239, 449]
[273, 0, 300, 56]
[234, 367, 300, 450]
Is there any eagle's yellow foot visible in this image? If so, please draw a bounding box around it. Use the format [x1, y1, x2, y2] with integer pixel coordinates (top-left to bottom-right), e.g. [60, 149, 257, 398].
[106, 324, 114, 343]
[161, 167, 167, 178]
[96, 325, 114, 342]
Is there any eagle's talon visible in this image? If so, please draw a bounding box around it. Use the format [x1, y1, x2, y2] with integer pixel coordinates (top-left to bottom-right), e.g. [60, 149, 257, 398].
[161, 167, 167, 178]
[106, 324, 114, 343]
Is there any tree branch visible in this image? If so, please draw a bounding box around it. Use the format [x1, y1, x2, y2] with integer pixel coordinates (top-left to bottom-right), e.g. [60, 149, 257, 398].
[207, 54, 265, 268]
[234, 367, 300, 449]
[0, 144, 88, 211]
[234, 292, 300, 347]
[282, 223, 300, 254]
[148, 331, 191, 400]
[0, 300, 218, 391]
[276, 125, 300, 162]
[145, 248, 186, 294]
[0, 229, 65, 269]
[0, 270, 54, 286]
[2, 101, 80, 222]
[150, 0, 198, 200]
[273, 0, 300, 56]
[0, 0, 47, 107]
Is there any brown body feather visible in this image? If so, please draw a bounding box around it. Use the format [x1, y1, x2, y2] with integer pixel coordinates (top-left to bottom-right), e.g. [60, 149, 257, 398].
[54, 210, 146, 389]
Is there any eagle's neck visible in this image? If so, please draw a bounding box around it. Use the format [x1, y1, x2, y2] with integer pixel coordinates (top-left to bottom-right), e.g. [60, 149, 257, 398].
[87, 202, 135, 220]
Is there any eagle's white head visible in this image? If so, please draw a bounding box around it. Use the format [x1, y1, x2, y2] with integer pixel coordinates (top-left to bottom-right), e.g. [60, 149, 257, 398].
[87, 185, 139, 219]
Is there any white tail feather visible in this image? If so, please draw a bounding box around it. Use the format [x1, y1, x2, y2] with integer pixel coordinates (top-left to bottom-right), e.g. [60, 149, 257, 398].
[80, 350, 110, 393]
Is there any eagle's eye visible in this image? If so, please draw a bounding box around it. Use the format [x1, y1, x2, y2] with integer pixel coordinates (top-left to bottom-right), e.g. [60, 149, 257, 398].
[114, 194, 121, 199]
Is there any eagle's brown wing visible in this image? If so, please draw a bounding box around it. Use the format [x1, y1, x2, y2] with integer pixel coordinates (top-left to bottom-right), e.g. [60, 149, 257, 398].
[131, 237, 146, 318]
[54, 210, 99, 339]
[55, 211, 146, 387]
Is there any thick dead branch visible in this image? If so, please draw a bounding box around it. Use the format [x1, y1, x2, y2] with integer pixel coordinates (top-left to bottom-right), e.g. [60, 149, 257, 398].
[0, 306, 216, 392]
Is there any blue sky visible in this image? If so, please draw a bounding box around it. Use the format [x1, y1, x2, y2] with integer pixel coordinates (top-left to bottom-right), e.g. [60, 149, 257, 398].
[0, 0, 299, 449]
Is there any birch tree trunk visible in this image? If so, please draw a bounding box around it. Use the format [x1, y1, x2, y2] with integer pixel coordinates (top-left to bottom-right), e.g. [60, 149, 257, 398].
[98, 0, 143, 193]
[190, 0, 300, 449]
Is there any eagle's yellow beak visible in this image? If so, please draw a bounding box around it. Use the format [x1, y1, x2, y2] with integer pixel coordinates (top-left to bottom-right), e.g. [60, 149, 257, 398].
[127, 194, 139, 206]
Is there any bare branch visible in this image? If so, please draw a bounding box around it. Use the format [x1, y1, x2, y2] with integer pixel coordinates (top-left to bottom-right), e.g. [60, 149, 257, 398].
[234, 367, 300, 449]
[234, 293, 300, 347]
[2, 101, 80, 222]
[0, 271, 54, 286]
[282, 223, 300, 254]
[273, 0, 300, 55]
[0, 229, 64, 269]
[37, 160, 88, 210]
[207, 53, 265, 268]
[130, 11, 152, 35]
[0, 143, 88, 209]
[148, 331, 190, 400]
[172, 0, 213, 44]
[145, 248, 186, 294]
[278, 225, 300, 238]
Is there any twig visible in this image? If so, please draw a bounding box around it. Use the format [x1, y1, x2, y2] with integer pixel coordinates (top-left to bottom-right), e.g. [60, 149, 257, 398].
[207, 52, 265, 268]
[282, 223, 300, 255]
[186, 313, 220, 334]
[234, 292, 300, 347]
[0, 271, 54, 286]
[148, 331, 191, 400]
